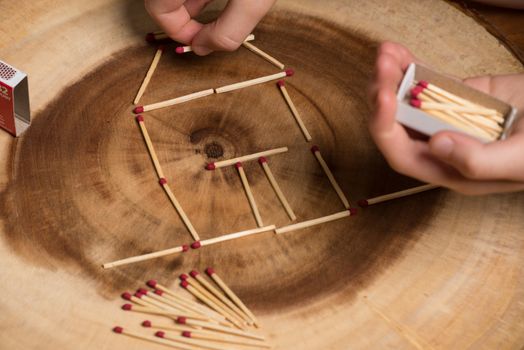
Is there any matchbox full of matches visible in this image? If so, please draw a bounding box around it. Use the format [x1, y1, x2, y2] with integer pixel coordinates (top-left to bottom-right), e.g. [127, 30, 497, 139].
[396, 63, 517, 142]
[0, 60, 30, 137]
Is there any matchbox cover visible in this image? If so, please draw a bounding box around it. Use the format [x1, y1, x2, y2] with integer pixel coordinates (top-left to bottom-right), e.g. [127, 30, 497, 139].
[396, 63, 517, 143]
[0, 60, 30, 137]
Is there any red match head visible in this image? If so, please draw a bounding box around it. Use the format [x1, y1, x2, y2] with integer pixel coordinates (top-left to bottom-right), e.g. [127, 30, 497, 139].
[142, 320, 152, 327]
[182, 244, 190, 252]
[277, 80, 285, 87]
[159, 178, 167, 185]
[147, 280, 157, 288]
[154, 289, 163, 296]
[145, 33, 155, 42]
[191, 241, 201, 249]
[410, 85, 425, 98]
[410, 99, 422, 108]
[258, 156, 267, 164]
[182, 331, 192, 338]
[357, 199, 369, 208]
[180, 280, 189, 288]
[285, 68, 294, 77]
[179, 273, 188, 281]
[205, 267, 215, 276]
[135, 115, 144, 122]
[418, 80, 429, 88]
[349, 208, 358, 215]
[121, 292, 132, 301]
[189, 270, 199, 278]
[205, 162, 216, 170]
[155, 331, 165, 338]
[235, 162, 243, 169]
[122, 304, 133, 311]
[137, 288, 148, 295]
[134, 292, 144, 298]
[310, 145, 320, 153]
[175, 46, 185, 54]
[133, 106, 144, 114]
[158, 45, 165, 51]
[113, 326, 123, 334]
[176, 316, 187, 324]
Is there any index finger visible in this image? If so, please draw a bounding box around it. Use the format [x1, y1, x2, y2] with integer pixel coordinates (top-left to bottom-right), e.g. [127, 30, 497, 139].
[145, 0, 203, 43]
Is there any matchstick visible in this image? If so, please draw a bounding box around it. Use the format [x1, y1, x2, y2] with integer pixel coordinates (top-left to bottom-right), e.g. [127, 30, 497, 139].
[176, 316, 265, 340]
[274, 209, 355, 235]
[136, 115, 165, 179]
[206, 146, 288, 170]
[133, 89, 214, 113]
[180, 280, 244, 328]
[311, 146, 351, 209]
[121, 291, 154, 308]
[176, 34, 255, 54]
[258, 157, 296, 221]
[189, 270, 253, 325]
[133, 46, 164, 105]
[242, 41, 285, 69]
[112, 326, 193, 350]
[358, 184, 440, 207]
[159, 178, 200, 241]
[215, 69, 294, 94]
[410, 99, 499, 117]
[122, 303, 195, 320]
[156, 331, 240, 350]
[182, 330, 270, 348]
[199, 225, 276, 247]
[205, 268, 260, 327]
[146, 32, 169, 42]
[236, 162, 264, 227]
[102, 244, 188, 269]
[277, 80, 312, 141]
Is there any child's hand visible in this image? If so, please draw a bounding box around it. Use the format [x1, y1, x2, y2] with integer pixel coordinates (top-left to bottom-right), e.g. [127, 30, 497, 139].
[145, 0, 275, 55]
[368, 41, 524, 195]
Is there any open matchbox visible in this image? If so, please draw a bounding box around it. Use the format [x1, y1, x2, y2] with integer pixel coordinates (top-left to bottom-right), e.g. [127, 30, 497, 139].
[396, 63, 517, 142]
[0, 60, 31, 137]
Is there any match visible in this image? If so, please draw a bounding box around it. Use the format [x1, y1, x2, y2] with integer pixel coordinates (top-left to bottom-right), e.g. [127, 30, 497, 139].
[274, 209, 355, 235]
[242, 41, 285, 69]
[358, 184, 440, 207]
[137, 289, 212, 321]
[311, 145, 351, 209]
[133, 46, 164, 105]
[258, 157, 296, 220]
[199, 225, 276, 248]
[176, 316, 264, 341]
[156, 331, 234, 350]
[133, 88, 214, 114]
[277, 80, 312, 141]
[145, 31, 169, 42]
[236, 162, 264, 227]
[112, 326, 190, 350]
[121, 291, 153, 308]
[102, 244, 188, 269]
[136, 115, 165, 179]
[182, 330, 271, 348]
[206, 267, 260, 327]
[214, 69, 294, 94]
[410, 98, 500, 117]
[176, 34, 255, 54]
[206, 146, 288, 170]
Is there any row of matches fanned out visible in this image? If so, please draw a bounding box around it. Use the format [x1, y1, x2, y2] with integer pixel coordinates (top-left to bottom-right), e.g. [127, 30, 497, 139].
[113, 268, 271, 350]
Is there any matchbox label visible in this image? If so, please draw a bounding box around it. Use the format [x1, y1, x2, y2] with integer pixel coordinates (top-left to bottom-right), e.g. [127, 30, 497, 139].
[0, 81, 15, 134]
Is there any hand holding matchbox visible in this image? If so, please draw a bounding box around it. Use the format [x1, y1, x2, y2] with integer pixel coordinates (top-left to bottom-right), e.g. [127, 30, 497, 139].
[396, 63, 517, 142]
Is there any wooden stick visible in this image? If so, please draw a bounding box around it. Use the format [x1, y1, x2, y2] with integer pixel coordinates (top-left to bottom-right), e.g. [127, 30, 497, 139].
[258, 157, 296, 220]
[358, 184, 440, 207]
[242, 41, 285, 69]
[205, 268, 259, 327]
[215, 69, 294, 94]
[135, 291, 212, 323]
[145, 32, 170, 42]
[113, 327, 194, 350]
[311, 145, 351, 209]
[182, 331, 270, 348]
[176, 34, 255, 54]
[200, 225, 276, 247]
[274, 210, 353, 235]
[206, 147, 288, 170]
[136, 115, 165, 179]
[157, 331, 243, 350]
[102, 244, 188, 269]
[411, 99, 500, 116]
[176, 316, 265, 341]
[277, 80, 312, 141]
[181, 280, 244, 328]
[134, 89, 214, 113]
[190, 271, 253, 325]
[122, 303, 202, 321]
[121, 291, 154, 308]
[133, 46, 164, 105]
[159, 178, 200, 241]
[236, 163, 264, 227]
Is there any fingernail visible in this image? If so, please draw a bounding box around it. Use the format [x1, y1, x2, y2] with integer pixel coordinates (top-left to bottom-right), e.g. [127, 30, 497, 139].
[192, 46, 212, 56]
[431, 136, 454, 158]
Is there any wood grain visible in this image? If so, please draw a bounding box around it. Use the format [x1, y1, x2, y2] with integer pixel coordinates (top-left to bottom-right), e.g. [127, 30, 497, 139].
[0, 1, 524, 349]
